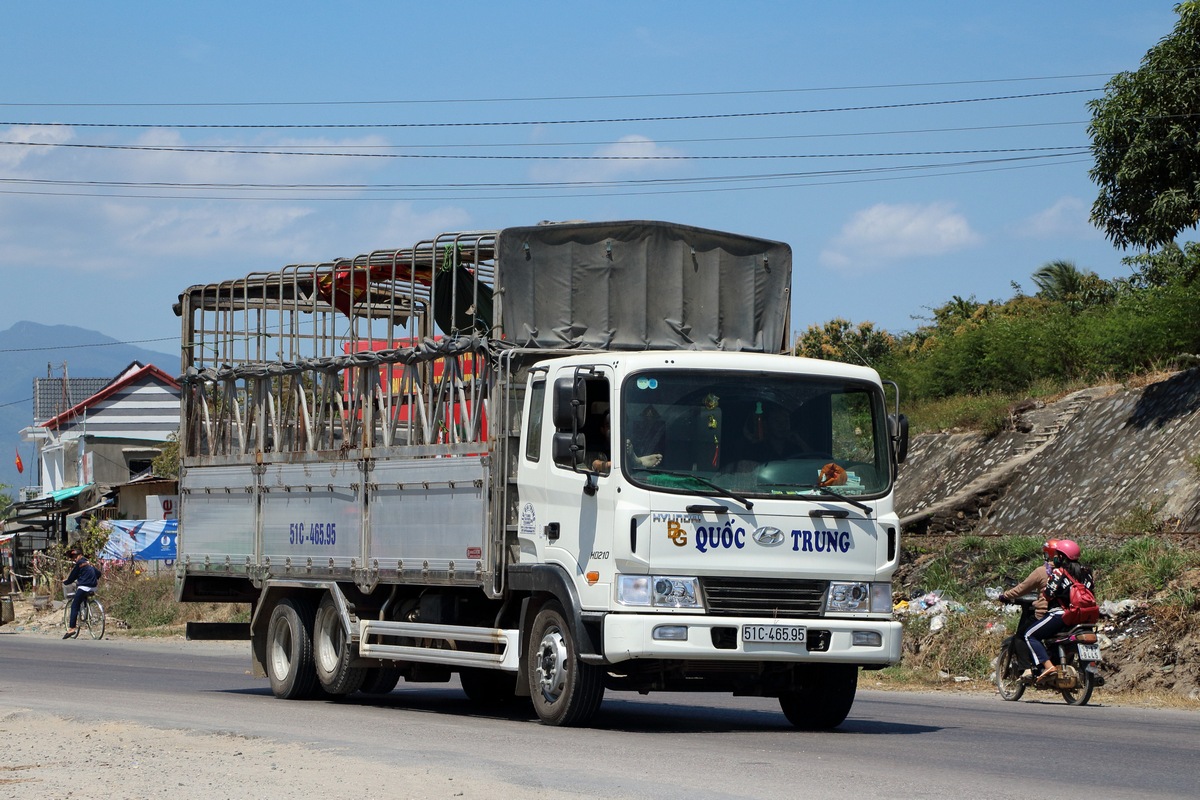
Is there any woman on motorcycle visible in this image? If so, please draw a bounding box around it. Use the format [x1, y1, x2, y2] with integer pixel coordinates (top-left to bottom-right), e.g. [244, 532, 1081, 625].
[1022, 538, 1094, 684]
[998, 540, 1056, 679]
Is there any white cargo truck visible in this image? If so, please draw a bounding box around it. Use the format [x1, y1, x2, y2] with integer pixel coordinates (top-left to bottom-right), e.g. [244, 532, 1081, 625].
[175, 220, 908, 728]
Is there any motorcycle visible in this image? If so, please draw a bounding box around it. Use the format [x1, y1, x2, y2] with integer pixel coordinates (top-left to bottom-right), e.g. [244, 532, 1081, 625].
[992, 593, 1104, 706]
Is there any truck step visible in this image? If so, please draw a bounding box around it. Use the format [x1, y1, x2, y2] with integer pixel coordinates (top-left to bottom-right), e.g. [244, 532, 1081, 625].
[358, 619, 520, 671]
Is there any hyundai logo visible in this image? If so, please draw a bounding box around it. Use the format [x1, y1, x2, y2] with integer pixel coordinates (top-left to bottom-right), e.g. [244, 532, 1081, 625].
[752, 526, 785, 546]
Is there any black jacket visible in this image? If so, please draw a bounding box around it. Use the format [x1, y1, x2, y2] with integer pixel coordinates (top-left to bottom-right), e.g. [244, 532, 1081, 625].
[64, 559, 101, 589]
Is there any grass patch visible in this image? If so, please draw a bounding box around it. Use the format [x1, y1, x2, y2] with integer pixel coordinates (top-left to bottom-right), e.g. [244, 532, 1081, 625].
[902, 377, 1091, 435]
[100, 569, 247, 633]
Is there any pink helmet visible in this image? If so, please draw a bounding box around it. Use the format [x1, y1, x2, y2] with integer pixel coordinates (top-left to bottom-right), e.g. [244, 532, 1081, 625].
[1052, 539, 1081, 561]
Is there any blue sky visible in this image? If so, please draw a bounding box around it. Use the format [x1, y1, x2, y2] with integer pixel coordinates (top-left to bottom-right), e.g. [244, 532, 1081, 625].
[0, 2, 1184, 356]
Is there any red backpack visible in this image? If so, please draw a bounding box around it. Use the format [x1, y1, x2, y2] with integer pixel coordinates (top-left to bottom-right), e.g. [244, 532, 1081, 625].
[1060, 572, 1099, 625]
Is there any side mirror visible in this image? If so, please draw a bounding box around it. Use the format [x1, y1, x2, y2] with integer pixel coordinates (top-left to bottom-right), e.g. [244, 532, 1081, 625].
[552, 431, 585, 468]
[889, 413, 910, 464]
[552, 377, 586, 432]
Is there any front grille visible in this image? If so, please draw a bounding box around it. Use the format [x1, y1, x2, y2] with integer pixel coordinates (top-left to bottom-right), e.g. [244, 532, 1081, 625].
[701, 578, 828, 617]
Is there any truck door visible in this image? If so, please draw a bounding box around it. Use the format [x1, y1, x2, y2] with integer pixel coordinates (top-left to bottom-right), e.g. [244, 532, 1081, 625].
[528, 365, 617, 595]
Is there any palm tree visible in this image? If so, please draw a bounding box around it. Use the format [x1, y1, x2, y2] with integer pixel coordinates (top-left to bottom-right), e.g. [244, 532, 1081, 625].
[1031, 260, 1088, 302]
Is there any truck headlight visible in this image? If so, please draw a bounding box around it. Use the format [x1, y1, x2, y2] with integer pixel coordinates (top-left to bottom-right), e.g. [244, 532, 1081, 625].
[617, 575, 703, 609]
[827, 581, 891, 613]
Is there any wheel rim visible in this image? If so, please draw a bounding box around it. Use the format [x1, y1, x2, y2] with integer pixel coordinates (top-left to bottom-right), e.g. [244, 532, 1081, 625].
[270, 623, 293, 681]
[996, 648, 1024, 699]
[315, 614, 341, 674]
[534, 626, 569, 702]
[90, 600, 104, 639]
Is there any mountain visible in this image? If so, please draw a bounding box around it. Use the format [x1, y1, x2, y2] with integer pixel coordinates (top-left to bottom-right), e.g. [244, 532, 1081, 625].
[0, 321, 179, 499]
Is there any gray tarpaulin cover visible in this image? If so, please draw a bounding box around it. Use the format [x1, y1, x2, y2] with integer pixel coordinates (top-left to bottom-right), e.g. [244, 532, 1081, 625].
[495, 220, 791, 352]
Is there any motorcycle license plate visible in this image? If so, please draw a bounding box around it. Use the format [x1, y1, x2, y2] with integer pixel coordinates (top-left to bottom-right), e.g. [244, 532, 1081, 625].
[742, 624, 806, 644]
[1077, 643, 1102, 661]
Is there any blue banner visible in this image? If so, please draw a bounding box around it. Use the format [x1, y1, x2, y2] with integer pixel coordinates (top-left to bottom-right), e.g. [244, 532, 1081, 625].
[101, 519, 178, 562]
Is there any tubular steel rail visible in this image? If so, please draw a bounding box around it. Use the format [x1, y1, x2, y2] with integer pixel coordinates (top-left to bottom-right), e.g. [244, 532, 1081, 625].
[177, 230, 500, 461]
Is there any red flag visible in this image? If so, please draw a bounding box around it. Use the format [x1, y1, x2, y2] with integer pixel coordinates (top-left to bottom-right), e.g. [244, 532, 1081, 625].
[14, 448, 23, 474]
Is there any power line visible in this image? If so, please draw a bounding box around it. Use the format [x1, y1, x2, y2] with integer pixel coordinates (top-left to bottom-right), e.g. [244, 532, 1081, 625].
[0, 88, 1100, 130]
[0, 119, 1090, 152]
[0, 141, 1087, 162]
[0, 152, 1090, 201]
[0, 337, 176, 354]
[0, 73, 1118, 108]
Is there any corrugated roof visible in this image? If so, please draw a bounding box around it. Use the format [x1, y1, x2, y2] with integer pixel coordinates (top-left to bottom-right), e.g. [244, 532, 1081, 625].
[33, 377, 109, 423]
[50, 483, 94, 502]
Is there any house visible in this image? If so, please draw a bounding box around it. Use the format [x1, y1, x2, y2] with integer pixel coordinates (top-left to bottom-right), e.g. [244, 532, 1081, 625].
[3, 362, 180, 573]
[21, 361, 181, 498]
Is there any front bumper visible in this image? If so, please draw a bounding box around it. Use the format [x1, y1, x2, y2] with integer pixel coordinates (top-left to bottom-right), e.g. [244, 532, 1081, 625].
[602, 614, 902, 666]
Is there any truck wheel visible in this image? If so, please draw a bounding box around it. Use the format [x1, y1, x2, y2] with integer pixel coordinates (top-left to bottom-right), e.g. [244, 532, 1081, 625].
[313, 593, 366, 696]
[460, 667, 522, 706]
[778, 664, 858, 730]
[359, 667, 402, 696]
[266, 597, 319, 700]
[527, 602, 604, 727]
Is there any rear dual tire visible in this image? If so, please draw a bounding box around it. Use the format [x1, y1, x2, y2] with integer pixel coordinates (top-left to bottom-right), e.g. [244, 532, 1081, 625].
[266, 597, 319, 699]
[314, 594, 366, 696]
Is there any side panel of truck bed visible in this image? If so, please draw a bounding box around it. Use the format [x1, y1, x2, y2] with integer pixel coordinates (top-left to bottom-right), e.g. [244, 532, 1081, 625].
[261, 461, 360, 570]
[367, 458, 488, 572]
[180, 465, 257, 563]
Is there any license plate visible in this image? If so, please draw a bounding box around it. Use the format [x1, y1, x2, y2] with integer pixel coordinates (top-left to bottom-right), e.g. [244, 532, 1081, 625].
[742, 624, 806, 644]
[1077, 643, 1102, 661]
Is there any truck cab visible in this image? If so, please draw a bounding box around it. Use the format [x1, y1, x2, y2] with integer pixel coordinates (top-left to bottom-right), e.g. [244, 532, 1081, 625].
[512, 351, 902, 726]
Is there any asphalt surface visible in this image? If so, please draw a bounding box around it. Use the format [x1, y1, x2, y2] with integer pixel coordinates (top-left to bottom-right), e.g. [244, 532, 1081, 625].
[2, 633, 1198, 799]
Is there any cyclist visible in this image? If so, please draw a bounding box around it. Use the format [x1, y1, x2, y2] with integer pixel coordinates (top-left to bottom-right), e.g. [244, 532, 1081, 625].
[62, 548, 100, 639]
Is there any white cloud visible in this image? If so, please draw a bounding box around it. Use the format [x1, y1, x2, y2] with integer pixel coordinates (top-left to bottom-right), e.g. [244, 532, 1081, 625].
[1017, 196, 1102, 240]
[528, 134, 683, 185]
[0, 124, 73, 170]
[819, 202, 981, 270]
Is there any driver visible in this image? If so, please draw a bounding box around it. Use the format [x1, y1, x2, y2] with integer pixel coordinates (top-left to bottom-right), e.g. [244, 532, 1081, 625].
[748, 404, 813, 461]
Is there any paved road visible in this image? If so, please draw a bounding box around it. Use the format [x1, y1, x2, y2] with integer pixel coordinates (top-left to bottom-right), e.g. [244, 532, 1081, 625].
[2, 634, 1198, 799]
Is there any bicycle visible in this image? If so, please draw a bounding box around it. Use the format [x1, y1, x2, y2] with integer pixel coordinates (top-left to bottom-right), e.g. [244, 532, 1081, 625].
[63, 589, 106, 640]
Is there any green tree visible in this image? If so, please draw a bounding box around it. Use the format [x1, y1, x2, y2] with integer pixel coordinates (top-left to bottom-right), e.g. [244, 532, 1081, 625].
[150, 435, 180, 480]
[793, 318, 895, 365]
[1089, 2, 1200, 249]
[1031, 260, 1116, 309]
[1123, 241, 1200, 288]
[1032, 260, 1087, 301]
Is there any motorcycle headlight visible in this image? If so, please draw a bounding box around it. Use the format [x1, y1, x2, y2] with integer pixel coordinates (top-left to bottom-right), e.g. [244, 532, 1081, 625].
[617, 575, 703, 609]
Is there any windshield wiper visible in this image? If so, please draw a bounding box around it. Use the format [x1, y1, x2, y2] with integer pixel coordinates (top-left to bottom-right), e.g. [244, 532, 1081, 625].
[760, 483, 873, 515]
[644, 468, 754, 511]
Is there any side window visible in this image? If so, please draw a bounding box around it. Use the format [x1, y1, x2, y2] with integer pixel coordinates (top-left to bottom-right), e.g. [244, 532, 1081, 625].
[525, 379, 546, 462]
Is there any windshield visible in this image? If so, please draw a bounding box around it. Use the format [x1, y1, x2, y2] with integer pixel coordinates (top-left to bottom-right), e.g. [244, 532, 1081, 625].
[619, 369, 891, 500]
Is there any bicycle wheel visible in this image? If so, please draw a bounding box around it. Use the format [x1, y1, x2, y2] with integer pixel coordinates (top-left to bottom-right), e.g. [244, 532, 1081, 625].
[78, 598, 92, 638]
[62, 597, 78, 637]
[86, 597, 105, 640]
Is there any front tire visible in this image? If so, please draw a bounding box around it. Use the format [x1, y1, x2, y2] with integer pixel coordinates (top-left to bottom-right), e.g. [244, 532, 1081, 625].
[266, 597, 319, 699]
[996, 642, 1026, 701]
[527, 602, 604, 727]
[779, 664, 858, 730]
[313, 593, 366, 696]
